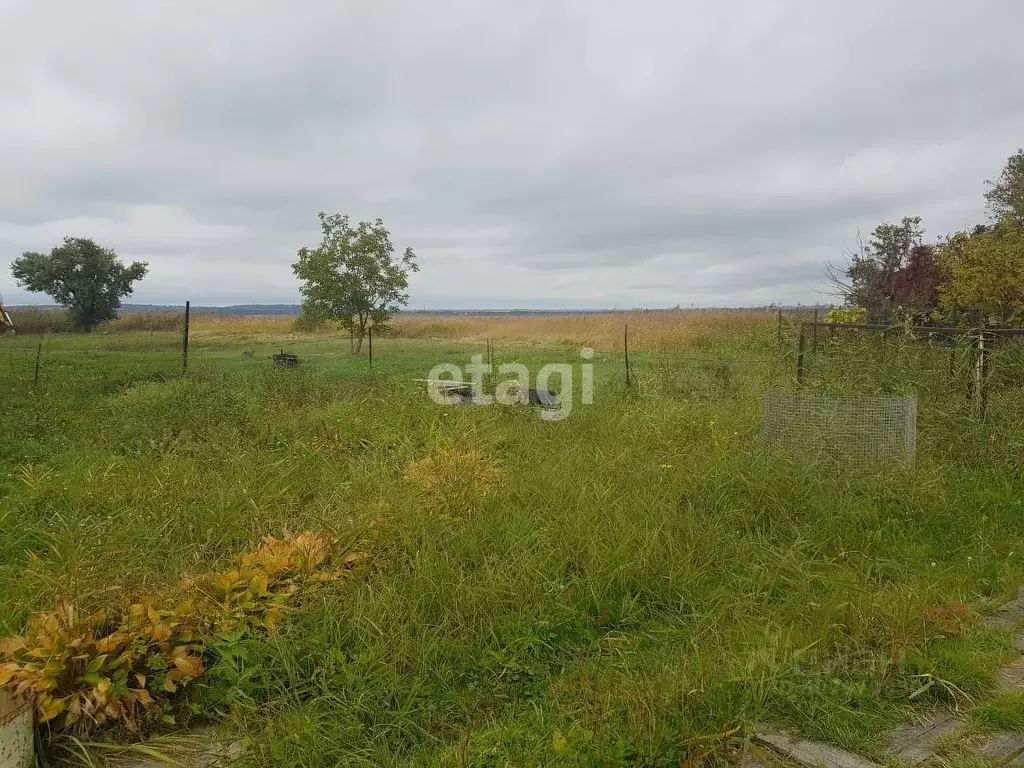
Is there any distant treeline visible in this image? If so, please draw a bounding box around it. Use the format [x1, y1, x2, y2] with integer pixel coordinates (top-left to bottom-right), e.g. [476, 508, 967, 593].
[10, 303, 830, 317]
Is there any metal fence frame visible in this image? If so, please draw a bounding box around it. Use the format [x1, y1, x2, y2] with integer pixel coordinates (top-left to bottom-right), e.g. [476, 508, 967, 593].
[762, 391, 918, 467]
[796, 321, 1024, 418]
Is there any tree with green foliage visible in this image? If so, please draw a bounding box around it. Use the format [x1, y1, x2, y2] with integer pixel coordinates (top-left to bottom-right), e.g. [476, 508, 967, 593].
[10, 238, 148, 332]
[292, 213, 418, 352]
[933, 150, 1024, 323]
[937, 220, 1024, 320]
[828, 216, 926, 323]
[985, 148, 1024, 228]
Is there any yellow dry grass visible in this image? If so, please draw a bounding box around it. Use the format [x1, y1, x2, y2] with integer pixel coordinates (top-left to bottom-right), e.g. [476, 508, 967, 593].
[188, 313, 295, 337]
[389, 309, 775, 351]
[16, 307, 777, 351]
[185, 308, 777, 350]
[404, 446, 503, 518]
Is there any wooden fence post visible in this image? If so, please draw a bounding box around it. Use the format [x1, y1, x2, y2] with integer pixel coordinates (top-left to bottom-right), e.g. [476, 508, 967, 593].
[812, 308, 819, 352]
[368, 325, 373, 367]
[777, 307, 783, 344]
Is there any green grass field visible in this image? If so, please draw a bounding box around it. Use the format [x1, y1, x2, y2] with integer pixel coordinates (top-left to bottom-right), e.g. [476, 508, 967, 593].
[3, 321, 1024, 766]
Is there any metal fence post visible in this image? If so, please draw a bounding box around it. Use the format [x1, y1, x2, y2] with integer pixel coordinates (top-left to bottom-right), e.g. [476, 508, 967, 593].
[182, 300, 190, 374]
[368, 325, 373, 368]
[974, 329, 987, 419]
[796, 323, 806, 387]
[33, 340, 42, 389]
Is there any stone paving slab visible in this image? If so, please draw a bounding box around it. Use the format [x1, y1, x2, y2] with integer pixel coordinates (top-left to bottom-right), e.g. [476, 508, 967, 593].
[886, 712, 960, 765]
[977, 732, 1024, 765]
[987, 587, 1024, 627]
[998, 657, 1024, 692]
[755, 730, 880, 768]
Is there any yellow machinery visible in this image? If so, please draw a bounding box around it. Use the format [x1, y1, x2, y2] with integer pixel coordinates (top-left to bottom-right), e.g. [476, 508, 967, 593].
[0, 295, 14, 334]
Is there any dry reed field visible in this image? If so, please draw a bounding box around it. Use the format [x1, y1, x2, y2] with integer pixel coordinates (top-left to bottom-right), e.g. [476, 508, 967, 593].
[10, 307, 781, 350]
[389, 308, 777, 350]
[179, 308, 779, 350]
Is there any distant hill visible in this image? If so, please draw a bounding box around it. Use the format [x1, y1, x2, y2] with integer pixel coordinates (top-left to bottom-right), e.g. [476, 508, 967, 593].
[124, 303, 304, 315]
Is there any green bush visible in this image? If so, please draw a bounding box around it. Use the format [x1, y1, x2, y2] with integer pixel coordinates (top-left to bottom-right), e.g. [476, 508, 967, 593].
[291, 314, 329, 333]
[824, 306, 868, 324]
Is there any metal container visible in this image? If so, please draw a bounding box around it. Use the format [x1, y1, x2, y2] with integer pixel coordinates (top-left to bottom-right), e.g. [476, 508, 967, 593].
[0, 690, 32, 768]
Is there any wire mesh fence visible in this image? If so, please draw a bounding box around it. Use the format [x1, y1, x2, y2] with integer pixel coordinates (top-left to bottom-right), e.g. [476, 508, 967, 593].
[797, 322, 1024, 418]
[6, 312, 1024, 437]
[634, 350, 790, 403]
[761, 392, 917, 467]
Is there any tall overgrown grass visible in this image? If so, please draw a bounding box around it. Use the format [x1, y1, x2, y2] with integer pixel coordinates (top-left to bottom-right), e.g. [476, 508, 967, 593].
[6, 307, 78, 334]
[391, 308, 778, 351]
[1, 319, 1022, 765]
[8, 308, 183, 334]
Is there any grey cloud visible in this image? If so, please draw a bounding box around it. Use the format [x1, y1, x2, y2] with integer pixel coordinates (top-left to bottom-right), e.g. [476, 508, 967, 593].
[1, 0, 1022, 308]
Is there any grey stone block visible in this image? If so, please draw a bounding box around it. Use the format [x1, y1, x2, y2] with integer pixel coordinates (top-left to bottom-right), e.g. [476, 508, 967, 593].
[998, 658, 1024, 692]
[977, 732, 1024, 764]
[886, 712, 960, 765]
[756, 729, 880, 768]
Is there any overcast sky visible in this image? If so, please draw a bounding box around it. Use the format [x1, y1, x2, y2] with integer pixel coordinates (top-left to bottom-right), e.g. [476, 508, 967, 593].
[1, 1, 1022, 309]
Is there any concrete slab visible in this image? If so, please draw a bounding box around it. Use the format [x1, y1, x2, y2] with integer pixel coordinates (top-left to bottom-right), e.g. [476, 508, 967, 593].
[977, 732, 1024, 765]
[755, 729, 880, 768]
[886, 712, 960, 765]
[998, 657, 1024, 692]
[986, 587, 1024, 627]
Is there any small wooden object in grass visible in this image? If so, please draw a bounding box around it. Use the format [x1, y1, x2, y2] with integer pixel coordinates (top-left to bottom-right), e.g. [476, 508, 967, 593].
[272, 350, 300, 367]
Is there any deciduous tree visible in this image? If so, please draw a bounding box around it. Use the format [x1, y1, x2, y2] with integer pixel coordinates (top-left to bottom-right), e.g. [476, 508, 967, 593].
[985, 149, 1024, 228]
[828, 217, 925, 322]
[292, 214, 418, 352]
[937, 221, 1024, 318]
[10, 238, 148, 332]
[892, 244, 941, 310]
